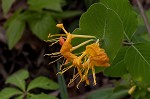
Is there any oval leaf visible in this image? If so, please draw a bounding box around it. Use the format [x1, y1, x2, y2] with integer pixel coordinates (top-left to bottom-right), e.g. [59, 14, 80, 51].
[27, 76, 59, 91]
[73, 3, 124, 61]
[6, 69, 29, 91]
[0, 88, 22, 99]
[27, 0, 64, 12]
[2, 0, 15, 15]
[104, 47, 128, 77]
[100, 0, 137, 40]
[6, 18, 25, 49]
[28, 12, 57, 40]
[15, 95, 24, 99]
[28, 93, 58, 99]
[125, 43, 150, 87]
[88, 87, 128, 99]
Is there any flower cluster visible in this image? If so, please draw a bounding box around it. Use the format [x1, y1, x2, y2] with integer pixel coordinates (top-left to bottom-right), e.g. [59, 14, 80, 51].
[46, 24, 110, 88]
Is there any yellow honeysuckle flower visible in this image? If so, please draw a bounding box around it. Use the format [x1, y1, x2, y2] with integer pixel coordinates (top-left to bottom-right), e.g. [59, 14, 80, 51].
[55, 24, 96, 76]
[46, 23, 110, 88]
[46, 23, 95, 75]
[72, 40, 110, 88]
[85, 43, 110, 66]
[45, 24, 95, 65]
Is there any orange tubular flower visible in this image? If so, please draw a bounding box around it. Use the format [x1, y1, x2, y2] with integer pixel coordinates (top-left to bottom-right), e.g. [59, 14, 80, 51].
[47, 24, 95, 63]
[73, 41, 110, 88]
[46, 23, 95, 73]
[46, 23, 110, 88]
[84, 43, 110, 85]
[86, 43, 110, 67]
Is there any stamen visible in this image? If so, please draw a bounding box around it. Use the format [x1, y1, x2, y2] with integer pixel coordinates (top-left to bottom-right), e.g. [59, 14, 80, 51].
[45, 38, 59, 42]
[71, 39, 94, 51]
[60, 59, 67, 70]
[60, 65, 74, 74]
[60, 61, 72, 70]
[49, 41, 59, 46]
[48, 56, 63, 65]
[49, 34, 66, 37]
[73, 67, 76, 77]
[48, 34, 51, 38]
[50, 54, 62, 58]
[92, 66, 96, 85]
[68, 73, 80, 87]
[57, 64, 74, 75]
[76, 76, 84, 88]
[56, 24, 64, 28]
[44, 52, 61, 56]
[73, 34, 96, 39]
[68, 69, 84, 87]
[77, 67, 83, 78]
[83, 55, 88, 65]
[96, 39, 99, 43]
[73, 51, 87, 66]
[84, 61, 90, 75]
[77, 62, 90, 88]
[96, 39, 100, 46]
[77, 75, 88, 89]
[56, 24, 69, 35]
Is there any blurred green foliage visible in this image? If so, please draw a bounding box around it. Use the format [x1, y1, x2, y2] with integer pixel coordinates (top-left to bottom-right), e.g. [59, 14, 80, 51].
[0, 69, 59, 99]
[88, 86, 128, 99]
[2, 0, 82, 49]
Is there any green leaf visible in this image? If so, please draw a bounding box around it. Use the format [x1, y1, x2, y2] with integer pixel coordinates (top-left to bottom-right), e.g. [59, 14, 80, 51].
[73, 3, 124, 61]
[84, 0, 99, 8]
[104, 47, 128, 77]
[88, 87, 128, 99]
[100, 0, 137, 40]
[27, 76, 59, 91]
[0, 88, 22, 99]
[15, 95, 24, 99]
[27, 93, 58, 99]
[6, 17, 25, 49]
[137, 10, 150, 26]
[27, 0, 64, 12]
[141, 34, 150, 42]
[28, 12, 57, 40]
[133, 10, 150, 43]
[125, 43, 150, 87]
[6, 69, 29, 91]
[131, 86, 148, 99]
[50, 11, 83, 19]
[2, 0, 16, 15]
[132, 33, 150, 43]
[112, 87, 128, 99]
[88, 88, 113, 99]
[4, 9, 23, 28]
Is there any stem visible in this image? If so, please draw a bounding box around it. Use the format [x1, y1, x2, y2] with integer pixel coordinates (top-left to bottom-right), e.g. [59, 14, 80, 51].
[136, 0, 150, 36]
[123, 41, 134, 45]
[57, 62, 69, 99]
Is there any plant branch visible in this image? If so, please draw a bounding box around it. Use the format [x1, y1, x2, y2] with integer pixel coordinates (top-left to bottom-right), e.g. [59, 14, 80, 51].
[136, 0, 150, 36]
